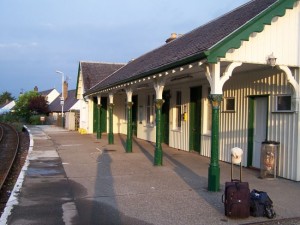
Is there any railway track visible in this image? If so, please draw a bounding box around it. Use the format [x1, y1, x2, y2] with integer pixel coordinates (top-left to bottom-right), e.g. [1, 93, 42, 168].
[0, 122, 20, 191]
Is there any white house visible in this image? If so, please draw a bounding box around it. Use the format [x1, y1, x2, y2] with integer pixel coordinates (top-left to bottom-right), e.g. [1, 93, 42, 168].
[0, 100, 15, 114]
[37, 87, 60, 104]
[79, 0, 300, 189]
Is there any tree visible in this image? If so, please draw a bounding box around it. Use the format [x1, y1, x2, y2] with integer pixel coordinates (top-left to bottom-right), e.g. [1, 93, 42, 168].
[14, 91, 39, 121]
[28, 95, 49, 114]
[0, 91, 15, 105]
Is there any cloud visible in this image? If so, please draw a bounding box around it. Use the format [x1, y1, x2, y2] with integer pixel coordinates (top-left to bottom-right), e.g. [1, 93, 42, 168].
[0, 43, 22, 48]
[40, 22, 56, 29]
[0, 42, 38, 49]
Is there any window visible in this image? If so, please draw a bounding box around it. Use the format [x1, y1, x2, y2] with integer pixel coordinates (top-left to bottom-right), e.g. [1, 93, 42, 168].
[124, 98, 127, 122]
[225, 97, 235, 111]
[146, 94, 155, 125]
[174, 91, 182, 129]
[276, 95, 292, 111]
[206, 99, 212, 133]
[146, 95, 151, 124]
[204, 87, 212, 134]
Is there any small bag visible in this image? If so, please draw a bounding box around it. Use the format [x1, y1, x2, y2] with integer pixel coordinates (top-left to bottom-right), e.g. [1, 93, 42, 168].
[250, 189, 276, 219]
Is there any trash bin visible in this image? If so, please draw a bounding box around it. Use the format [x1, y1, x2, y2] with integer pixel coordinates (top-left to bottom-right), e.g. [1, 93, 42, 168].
[260, 141, 279, 179]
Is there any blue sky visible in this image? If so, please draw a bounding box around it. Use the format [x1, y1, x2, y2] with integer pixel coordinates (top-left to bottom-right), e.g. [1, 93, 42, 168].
[0, 0, 249, 98]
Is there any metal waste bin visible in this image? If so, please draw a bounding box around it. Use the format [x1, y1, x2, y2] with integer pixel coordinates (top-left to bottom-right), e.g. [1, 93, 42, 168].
[260, 141, 279, 179]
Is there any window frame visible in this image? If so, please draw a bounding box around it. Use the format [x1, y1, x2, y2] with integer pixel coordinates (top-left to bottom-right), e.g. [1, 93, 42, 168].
[173, 91, 182, 130]
[224, 97, 235, 112]
[275, 95, 293, 112]
[146, 94, 155, 125]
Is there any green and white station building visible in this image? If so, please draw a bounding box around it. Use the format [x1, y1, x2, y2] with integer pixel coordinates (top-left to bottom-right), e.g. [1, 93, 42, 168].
[76, 0, 300, 191]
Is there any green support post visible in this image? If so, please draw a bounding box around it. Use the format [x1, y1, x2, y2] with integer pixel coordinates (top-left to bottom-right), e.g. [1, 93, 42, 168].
[154, 99, 164, 166]
[208, 94, 222, 192]
[126, 102, 133, 153]
[97, 104, 102, 139]
[108, 103, 114, 144]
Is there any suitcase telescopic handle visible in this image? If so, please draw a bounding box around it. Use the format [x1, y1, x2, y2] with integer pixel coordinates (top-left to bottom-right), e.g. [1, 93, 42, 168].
[231, 161, 242, 182]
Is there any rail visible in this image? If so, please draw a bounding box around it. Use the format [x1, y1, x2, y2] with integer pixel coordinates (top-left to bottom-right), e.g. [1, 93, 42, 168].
[0, 122, 20, 191]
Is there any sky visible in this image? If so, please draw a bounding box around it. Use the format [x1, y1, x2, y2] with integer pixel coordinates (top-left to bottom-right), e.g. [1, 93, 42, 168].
[0, 0, 249, 98]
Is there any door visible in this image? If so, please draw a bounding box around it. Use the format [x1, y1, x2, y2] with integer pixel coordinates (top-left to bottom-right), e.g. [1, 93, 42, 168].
[161, 91, 170, 144]
[93, 97, 98, 133]
[248, 97, 268, 168]
[189, 86, 202, 153]
[100, 97, 107, 133]
[132, 95, 138, 136]
[93, 97, 107, 133]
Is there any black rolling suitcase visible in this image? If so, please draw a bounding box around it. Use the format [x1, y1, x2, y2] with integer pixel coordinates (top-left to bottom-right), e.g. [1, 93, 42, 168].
[223, 161, 250, 218]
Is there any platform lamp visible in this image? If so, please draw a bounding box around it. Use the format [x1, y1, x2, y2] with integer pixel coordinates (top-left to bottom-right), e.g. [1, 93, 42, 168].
[56, 70, 65, 128]
[267, 53, 277, 67]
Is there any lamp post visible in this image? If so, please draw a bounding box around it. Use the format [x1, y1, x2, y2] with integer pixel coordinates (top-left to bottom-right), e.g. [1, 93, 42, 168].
[56, 70, 64, 128]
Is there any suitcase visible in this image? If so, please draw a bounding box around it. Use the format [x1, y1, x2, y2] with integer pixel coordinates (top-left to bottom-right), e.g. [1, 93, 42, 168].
[223, 161, 250, 218]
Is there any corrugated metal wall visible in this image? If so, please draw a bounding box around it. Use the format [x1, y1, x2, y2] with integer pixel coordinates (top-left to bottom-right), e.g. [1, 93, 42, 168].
[201, 68, 299, 180]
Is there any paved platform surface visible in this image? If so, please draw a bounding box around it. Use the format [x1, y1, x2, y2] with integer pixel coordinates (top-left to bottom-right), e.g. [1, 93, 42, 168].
[1, 125, 300, 225]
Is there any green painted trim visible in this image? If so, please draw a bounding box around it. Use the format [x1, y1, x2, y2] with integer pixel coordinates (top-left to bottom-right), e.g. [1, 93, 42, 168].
[154, 99, 164, 166]
[208, 94, 222, 192]
[84, 52, 207, 96]
[206, 0, 297, 63]
[247, 97, 254, 167]
[75, 62, 81, 97]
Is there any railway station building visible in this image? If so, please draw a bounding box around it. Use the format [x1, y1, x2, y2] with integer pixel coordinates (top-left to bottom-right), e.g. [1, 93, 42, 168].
[76, 0, 300, 189]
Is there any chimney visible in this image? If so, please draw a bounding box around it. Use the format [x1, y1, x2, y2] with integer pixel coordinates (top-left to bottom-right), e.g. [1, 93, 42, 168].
[165, 33, 177, 43]
[34, 86, 38, 92]
[63, 81, 68, 100]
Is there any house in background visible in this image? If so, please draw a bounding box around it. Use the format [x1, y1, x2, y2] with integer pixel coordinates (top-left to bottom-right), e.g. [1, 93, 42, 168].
[81, 0, 300, 189]
[33, 86, 60, 104]
[0, 100, 15, 114]
[76, 61, 125, 134]
[48, 81, 80, 130]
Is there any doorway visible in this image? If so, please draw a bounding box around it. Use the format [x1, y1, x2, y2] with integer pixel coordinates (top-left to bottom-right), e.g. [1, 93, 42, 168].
[93, 97, 107, 133]
[189, 86, 202, 153]
[247, 96, 268, 168]
[100, 97, 107, 133]
[132, 95, 138, 136]
[161, 90, 170, 144]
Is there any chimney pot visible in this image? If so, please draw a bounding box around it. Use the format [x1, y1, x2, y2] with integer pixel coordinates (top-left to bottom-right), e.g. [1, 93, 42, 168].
[165, 33, 177, 43]
[63, 81, 68, 100]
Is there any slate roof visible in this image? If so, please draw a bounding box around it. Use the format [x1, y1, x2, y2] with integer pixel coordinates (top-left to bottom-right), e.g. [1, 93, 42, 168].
[85, 0, 279, 95]
[80, 62, 125, 91]
[39, 88, 55, 96]
[48, 89, 78, 112]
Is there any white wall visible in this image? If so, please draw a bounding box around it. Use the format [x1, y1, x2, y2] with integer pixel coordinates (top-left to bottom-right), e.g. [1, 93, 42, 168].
[0, 101, 15, 114]
[47, 89, 60, 104]
[79, 99, 89, 132]
[224, 2, 300, 67]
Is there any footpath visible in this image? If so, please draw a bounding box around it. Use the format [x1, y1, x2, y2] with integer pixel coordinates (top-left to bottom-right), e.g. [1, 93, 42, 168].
[1, 125, 300, 225]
